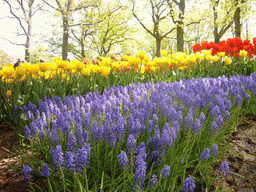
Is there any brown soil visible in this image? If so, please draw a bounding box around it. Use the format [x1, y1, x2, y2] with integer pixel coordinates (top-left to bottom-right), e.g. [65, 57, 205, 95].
[0, 121, 45, 192]
[0, 115, 256, 192]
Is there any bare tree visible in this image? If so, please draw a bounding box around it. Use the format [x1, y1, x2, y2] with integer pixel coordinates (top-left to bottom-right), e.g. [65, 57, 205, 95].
[70, 2, 124, 59]
[131, 0, 176, 57]
[43, 0, 96, 60]
[211, 0, 235, 43]
[2, 0, 44, 62]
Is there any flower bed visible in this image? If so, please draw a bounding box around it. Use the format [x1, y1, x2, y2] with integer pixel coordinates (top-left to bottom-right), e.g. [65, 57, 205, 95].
[17, 73, 256, 191]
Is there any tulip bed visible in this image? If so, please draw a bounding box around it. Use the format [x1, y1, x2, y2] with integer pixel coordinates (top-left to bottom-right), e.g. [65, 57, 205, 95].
[1, 37, 256, 191]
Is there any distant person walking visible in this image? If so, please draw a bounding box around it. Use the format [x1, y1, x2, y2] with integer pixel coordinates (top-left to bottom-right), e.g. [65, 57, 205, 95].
[14, 58, 21, 68]
[40, 59, 45, 63]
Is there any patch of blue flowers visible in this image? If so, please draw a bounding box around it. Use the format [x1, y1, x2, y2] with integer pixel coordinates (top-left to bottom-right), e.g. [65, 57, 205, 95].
[20, 73, 256, 191]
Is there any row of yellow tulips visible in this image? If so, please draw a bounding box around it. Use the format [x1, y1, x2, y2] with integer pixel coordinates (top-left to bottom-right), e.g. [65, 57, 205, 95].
[0, 49, 248, 84]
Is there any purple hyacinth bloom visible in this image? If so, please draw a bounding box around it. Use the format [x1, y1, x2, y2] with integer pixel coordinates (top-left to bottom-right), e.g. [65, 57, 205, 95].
[42, 163, 50, 178]
[244, 94, 250, 100]
[127, 134, 136, 154]
[200, 148, 210, 162]
[219, 160, 229, 179]
[133, 159, 146, 189]
[52, 145, 64, 172]
[211, 105, 221, 120]
[83, 130, 88, 143]
[118, 150, 129, 172]
[210, 121, 218, 134]
[211, 144, 218, 158]
[109, 132, 116, 148]
[67, 131, 77, 151]
[27, 111, 34, 121]
[76, 124, 84, 146]
[223, 111, 231, 121]
[74, 145, 88, 172]
[23, 164, 33, 183]
[181, 175, 196, 192]
[65, 151, 75, 172]
[192, 119, 201, 135]
[24, 125, 31, 140]
[235, 94, 242, 106]
[39, 129, 44, 142]
[51, 129, 60, 145]
[184, 112, 193, 130]
[199, 112, 206, 127]
[160, 165, 170, 179]
[216, 115, 223, 129]
[179, 157, 184, 165]
[149, 174, 157, 188]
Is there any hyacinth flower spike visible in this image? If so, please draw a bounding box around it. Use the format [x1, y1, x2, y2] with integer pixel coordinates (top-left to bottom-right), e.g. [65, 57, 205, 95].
[42, 163, 54, 192]
[23, 164, 33, 184]
[219, 160, 229, 179]
[181, 175, 196, 192]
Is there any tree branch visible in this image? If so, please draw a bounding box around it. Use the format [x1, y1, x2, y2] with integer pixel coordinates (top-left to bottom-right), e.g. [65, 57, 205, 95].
[0, 38, 25, 46]
[3, 0, 29, 37]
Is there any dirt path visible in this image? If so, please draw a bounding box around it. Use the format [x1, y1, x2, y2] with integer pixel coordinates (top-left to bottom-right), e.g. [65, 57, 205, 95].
[0, 116, 256, 192]
[218, 115, 256, 192]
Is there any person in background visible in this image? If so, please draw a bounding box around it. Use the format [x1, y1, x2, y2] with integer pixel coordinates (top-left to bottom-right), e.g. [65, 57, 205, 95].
[40, 59, 45, 63]
[14, 58, 21, 68]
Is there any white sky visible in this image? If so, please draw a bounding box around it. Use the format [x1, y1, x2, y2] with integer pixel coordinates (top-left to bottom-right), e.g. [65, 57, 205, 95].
[0, 0, 256, 62]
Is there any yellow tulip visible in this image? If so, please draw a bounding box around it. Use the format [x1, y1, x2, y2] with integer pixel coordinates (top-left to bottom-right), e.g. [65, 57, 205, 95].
[100, 66, 111, 77]
[217, 52, 225, 57]
[38, 71, 45, 78]
[161, 50, 168, 57]
[143, 56, 150, 63]
[102, 57, 111, 66]
[224, 57, 232, 65]
[195, 52, 204, 60]
[239, 50, 247, 58]
[16, 66, 26, 77]
[120, 61, 129, 67]
[6, 78, 14, 84]
[122, 55, 129, 61]
[112, 62, 120, 68]
[64, 62, 74, 71]
[206, 55, 213, 61]
[2, 66, 15, 77]
[128, 56, 138, 66]
[147, 60, 156, 66]
[187, 55, 197, 63]
[6, 90, 11, 100]
[150, 66, 156, 73]
[201, 50, 212, 56]
[0, 70, 4, 77]
[138, 50, 146, 60]
[74, 61, 85, 70]
[154, 57, 164, 65]
[18, 74, 26, 82]
[212, 55, 219, 62]
[49, 63, 58, 71]
[140, 66, 145, 74]
[39, 63, 48, 72]
[82, 68, 91, 77]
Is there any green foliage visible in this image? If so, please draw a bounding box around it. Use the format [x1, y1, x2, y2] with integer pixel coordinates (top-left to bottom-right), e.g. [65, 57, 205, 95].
[29, 44, 54, 63]
[0, 50, 15, 68]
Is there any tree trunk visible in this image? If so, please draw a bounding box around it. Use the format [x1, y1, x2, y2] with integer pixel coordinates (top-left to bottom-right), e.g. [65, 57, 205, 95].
[177, 0, 185, 52]
[234, 0, 243, 37]
[213, 1, 220, 44]
[25, 22, 31, 62]
[81, 28, 87, 59]
[155, 36, 161, 57]
[62, 16, 69, 60]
